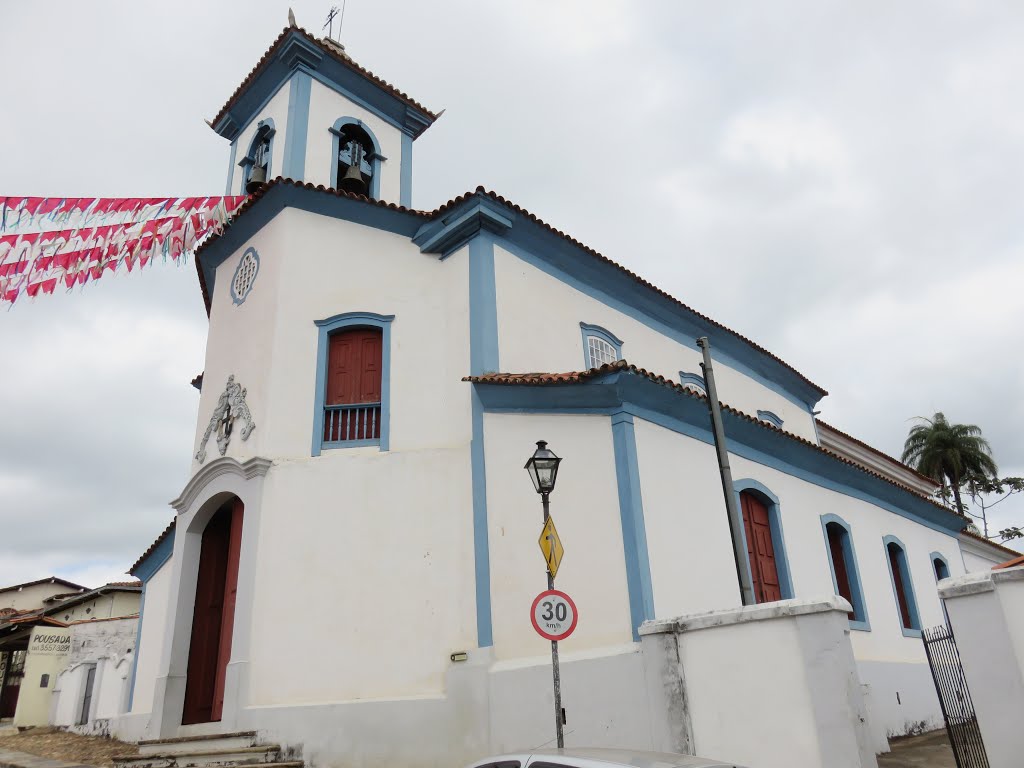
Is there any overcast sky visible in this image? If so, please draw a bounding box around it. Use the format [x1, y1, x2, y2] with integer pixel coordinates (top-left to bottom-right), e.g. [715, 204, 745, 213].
[1, 1, 1022, 588]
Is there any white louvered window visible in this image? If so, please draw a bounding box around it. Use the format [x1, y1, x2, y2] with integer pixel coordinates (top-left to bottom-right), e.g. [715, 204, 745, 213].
[587, 335, 619, 369]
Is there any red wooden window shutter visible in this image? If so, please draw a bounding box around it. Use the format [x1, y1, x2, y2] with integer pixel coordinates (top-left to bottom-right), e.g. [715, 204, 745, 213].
[827, 523, 856, 619]
[324, 327, 383, 442]
[888, 543, 913, 629]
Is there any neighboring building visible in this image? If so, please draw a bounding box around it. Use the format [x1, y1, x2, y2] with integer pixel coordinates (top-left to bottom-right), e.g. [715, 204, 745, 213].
[0, 577, 87, 614]
[0, 581, 140, 728]
[113, 20, 1019, 768]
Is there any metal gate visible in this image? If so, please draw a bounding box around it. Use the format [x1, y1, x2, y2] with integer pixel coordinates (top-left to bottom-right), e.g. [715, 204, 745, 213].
[922, 624, 989, 768]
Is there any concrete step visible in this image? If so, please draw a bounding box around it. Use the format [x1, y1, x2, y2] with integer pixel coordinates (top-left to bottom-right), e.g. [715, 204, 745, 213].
[138, 733, 258, 757]
[115, 745, 282, 768]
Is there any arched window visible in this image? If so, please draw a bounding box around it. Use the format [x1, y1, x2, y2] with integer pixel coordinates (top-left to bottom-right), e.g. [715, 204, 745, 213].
[580, 322, 622, 370]
[239, 119, 275, 193]
[312, 312, 394, 454]
[884, 535, 922, 636]
[820, 514, 869, 630]
[330, 118, 382, 198]
[931, 552, 951, 582]
[734, 480, 794, 604]
[678, 371, 706, 395]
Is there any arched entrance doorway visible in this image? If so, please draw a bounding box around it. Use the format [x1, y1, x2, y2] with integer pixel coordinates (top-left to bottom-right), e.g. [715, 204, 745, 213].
[182, 497, 243, 724]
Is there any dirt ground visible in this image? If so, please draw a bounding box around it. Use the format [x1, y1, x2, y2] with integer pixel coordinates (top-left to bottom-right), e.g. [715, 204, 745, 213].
[877, 729, 956, 768]
[0, 727, 138, 767]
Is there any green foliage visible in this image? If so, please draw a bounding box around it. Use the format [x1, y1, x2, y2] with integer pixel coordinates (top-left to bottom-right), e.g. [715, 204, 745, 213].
[902, 412, 997, 516]
[999, 527, 1023, 541]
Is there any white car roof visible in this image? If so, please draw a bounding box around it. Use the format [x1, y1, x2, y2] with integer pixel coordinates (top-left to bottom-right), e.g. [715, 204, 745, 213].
[468, 747, 741, 768]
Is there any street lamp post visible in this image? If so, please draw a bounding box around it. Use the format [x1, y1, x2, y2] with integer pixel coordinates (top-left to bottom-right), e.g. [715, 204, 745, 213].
[525, 440, 564, 748]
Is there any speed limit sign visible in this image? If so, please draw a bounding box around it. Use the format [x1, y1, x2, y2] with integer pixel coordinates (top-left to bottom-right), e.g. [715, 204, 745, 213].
[531, 589, 578, 641]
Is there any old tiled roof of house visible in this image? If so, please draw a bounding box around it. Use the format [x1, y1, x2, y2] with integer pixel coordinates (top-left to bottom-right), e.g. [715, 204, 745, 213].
[0, 577, 88, 594]
[195, 179, 827, 398]
[465, 360, 958, 517]
[104, 581, 143, 589]
[816, 418, 941, 488]
[129, 519, 176, 576]
[210, 25, 439, 130]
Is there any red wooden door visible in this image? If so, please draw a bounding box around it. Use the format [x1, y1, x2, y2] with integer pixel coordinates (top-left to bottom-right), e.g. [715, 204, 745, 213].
[182, 500, 244, 724]
[327, 329, 382, 405]
[741, 492, 782, 603]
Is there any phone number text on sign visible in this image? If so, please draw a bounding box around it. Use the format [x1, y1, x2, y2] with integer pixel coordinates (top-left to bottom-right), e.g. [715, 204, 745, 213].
[530, 589, 578, 641]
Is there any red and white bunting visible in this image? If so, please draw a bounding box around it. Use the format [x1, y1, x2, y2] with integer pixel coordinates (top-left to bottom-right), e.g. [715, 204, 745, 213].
[0, 195, 247, 304]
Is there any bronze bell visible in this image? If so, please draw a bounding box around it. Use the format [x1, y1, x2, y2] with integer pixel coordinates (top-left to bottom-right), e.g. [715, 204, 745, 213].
[339, 158, 367, 196]
[245, 165, 267, 194]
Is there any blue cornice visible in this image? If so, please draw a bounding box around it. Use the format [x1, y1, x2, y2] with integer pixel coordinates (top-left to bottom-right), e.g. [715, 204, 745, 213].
[470, 369, 966, 537]
[130, 529, 175, 583]
[413, 200, 513, 256]
[212, 30, 435, 142]
[196, 183, 424, 307]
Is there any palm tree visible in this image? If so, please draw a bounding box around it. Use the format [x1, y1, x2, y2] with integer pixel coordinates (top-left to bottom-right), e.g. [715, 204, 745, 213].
[901, 412, 997, 517]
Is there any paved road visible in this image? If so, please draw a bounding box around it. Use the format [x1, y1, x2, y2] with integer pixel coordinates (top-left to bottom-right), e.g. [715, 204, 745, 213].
[877, 730, 956, 768]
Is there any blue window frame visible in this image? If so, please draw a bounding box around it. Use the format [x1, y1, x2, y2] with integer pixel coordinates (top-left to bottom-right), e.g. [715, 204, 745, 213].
[757, 410, 784, 429]
[678, 371, 706, 394]
[312, 312, 394, 455]
[239, 119, 276, 192]
[580, 322, 623, 370]
[330, 117, 385, 199]
[820, 514, 870, 631]
[883, 535, 922, 637]
[733, 479, 795, 601]
[930, 551, 951, 582]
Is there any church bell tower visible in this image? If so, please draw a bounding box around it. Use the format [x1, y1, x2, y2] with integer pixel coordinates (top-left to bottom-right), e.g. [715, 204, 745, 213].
[209, 15, 438, 207]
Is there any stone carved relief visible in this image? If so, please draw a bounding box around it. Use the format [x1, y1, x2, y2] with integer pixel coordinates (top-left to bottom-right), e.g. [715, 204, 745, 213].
[195, 375, 256, 463]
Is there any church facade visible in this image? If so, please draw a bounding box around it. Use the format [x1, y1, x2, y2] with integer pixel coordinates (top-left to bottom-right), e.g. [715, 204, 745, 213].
[115, 22, 1016, 768]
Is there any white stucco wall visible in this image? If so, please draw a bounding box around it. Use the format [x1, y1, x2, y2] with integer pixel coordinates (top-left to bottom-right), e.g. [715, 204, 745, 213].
[191, 208, 476, 707]
[228, 84, 292, 195]
[130, 559, 172, 715]
[492, 245, 819, 441]
[304, 79, 404, 200]
[483, 412, 635, 660]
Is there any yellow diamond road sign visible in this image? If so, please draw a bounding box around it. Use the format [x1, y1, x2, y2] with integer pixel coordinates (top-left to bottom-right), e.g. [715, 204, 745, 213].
[538, 516, 565, 579]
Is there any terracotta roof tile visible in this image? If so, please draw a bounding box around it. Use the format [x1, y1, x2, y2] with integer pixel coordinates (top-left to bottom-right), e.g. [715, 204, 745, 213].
[993, 554, 1024, 570]
[129, 519, 176, 576]
[70, 614, 139, 625]
[466, 360, 958, 517]
[104, 581, 142, 589]
[210, 26, 438, 131]
[816, 418, 940, 488]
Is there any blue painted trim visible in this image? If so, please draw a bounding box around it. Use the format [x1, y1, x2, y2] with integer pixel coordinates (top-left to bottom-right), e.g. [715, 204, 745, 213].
[471, 389, 492, 647]
[883, 534, 923, 636]
[678, 371, 706, 393]
[929, 551, 951, 582]
[413, 199, 513, 257]
[131, 532, 174, 582]
[469, 235, 500, 375]
[212, 31, 435, 141]
[820, 513, 871, 631]
[282, 72, 311, 181]
[468, 369, 967, 537]
[238, 119, 276, 193]
[733, 479, 794, 601]
[229, 247, 260, 305]
[487, 231, 824, 411]
[224, 141, 238, 196]
[126, 583, 146, 711]
[400, 133, 413, 208]
[579, 322, 623, 370]
[757, 410, 784, 429]
[611, 411, 655, 640]
[311, 312, 394, 456]
[197, 183, 424, 304]
[468, 233, 499, 648]
[329, 117, 383, 198]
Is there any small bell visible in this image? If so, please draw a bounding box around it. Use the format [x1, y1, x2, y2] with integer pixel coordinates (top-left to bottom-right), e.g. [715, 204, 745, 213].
[245, 165, 267, 194]
[339, 142, 367, 196]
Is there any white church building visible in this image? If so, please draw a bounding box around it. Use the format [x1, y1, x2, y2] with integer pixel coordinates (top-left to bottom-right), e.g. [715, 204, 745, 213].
[113, 21, 1020, 768]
